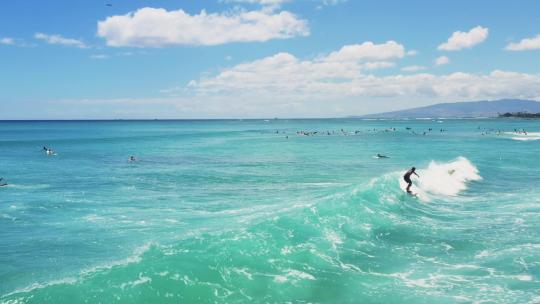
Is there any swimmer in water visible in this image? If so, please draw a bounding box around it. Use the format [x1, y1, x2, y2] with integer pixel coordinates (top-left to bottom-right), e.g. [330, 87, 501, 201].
[43, 146, 55, 155]
[403, 167, 419, 194]
[376, 154, 389, 159]
[129, 156, 137, 162]
[0, 177, 7, 187]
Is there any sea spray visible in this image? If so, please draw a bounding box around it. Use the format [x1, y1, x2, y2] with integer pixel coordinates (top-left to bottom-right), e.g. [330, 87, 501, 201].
[417, 157, 482, 196]
[399, 157, 482, 201]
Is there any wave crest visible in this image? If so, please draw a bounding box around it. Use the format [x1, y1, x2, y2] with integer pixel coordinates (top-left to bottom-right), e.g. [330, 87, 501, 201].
[400, 156, 481, 201]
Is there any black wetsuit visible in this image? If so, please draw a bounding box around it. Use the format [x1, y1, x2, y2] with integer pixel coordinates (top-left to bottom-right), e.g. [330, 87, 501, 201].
[403, 169, 414, 184]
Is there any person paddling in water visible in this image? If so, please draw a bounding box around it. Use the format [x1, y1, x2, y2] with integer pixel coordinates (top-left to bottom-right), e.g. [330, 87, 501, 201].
[43, 146, 55, 155]
[403, 167, 419, 194]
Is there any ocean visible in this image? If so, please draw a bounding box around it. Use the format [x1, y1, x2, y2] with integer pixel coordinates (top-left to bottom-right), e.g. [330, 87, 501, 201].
[0, 118, 539, 303]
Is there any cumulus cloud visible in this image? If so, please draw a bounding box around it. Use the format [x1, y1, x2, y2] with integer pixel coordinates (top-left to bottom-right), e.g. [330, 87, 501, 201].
[25, 39, 540, 119]
[435, 56, 450, 66]
[34, 32, 87, 48]
[43, 69, 540, 119]
[97, 7, 309, 47]
[438, 26, 488, 51]
[179, 43, 540, 108]
[1, 37, 15, 45]
[325, 41, 405, 62]
[401, 65, 426, 72]
[184, 41, 404, 97]
[506, 34, 540, 51]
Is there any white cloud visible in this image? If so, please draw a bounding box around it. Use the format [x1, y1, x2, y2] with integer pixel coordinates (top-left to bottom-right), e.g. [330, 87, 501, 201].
[19, 40, 540, 119]
[438, 26, 488, 51]
[180, 44, 540, 109]
[38, 69, 540, 119]
[401, 65, 426, 72]
[97, 7, 309, 47]
[0, 37, 35, 48]
[34, 32, 87, 48]
[184, 41, 405, 97]
[406, 50, 418, 56]
[325, 41, 405, 62]
[90, 54, 109, 59]
[188, 68, 540, 109]
[506, 34, 540, 51]
[117, 51, 146, 56]
[435, 56, 450, 66]
[1, 37, 15, 45]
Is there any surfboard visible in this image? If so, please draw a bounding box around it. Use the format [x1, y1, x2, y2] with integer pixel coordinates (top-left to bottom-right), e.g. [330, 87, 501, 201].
[399, 177, 426, 201]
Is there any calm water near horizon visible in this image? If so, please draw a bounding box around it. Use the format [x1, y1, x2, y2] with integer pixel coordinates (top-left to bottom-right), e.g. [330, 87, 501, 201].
[1, 118, 539, 303]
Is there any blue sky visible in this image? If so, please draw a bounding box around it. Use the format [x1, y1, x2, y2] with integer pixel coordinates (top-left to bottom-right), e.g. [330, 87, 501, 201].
[1, 0, 540, 119]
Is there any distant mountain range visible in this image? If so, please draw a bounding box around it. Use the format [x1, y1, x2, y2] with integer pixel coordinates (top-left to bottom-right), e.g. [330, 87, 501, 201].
[356, 99, 540, 119]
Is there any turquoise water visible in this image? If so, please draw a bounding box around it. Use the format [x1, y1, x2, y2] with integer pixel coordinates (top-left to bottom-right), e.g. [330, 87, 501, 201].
[0, 119, 539, 303]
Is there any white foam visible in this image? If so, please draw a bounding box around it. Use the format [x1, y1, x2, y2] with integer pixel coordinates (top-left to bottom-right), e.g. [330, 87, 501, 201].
[7, 184, 50, 190]
[512, 136, 540, 141]
[0, 213, 16, 221]
[324, 230, 343, 247]
[1, 278, 78, 299]
[120, 274, 152, 290]
[2, 243, 154, 298]
[230, 268, 253, 280]
[400, 157, 481, 202]
[82, 214, 106, 222]
[273, 269, 315, 283]
[504, 132, 540, 141]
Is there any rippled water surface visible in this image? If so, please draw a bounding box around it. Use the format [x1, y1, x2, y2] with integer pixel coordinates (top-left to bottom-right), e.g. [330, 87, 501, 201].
[0, 119, 539, 303]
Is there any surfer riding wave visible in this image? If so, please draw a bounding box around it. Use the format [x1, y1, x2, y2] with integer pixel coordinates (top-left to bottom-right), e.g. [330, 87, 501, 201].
[403, 167, 419, 194]
[397, 157, 482, 202]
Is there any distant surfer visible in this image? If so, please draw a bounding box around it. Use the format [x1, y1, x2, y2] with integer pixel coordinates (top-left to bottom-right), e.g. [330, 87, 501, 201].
[129, 156, 137, 162]
[403, 167, 419, 194]
[43, 146, 55, 155]
[0, 177, 7, 187]
[376, 153, 389, 159]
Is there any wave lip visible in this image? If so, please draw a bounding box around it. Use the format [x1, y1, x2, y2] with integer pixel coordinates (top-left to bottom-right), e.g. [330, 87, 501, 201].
[401, 157, 482, 201]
